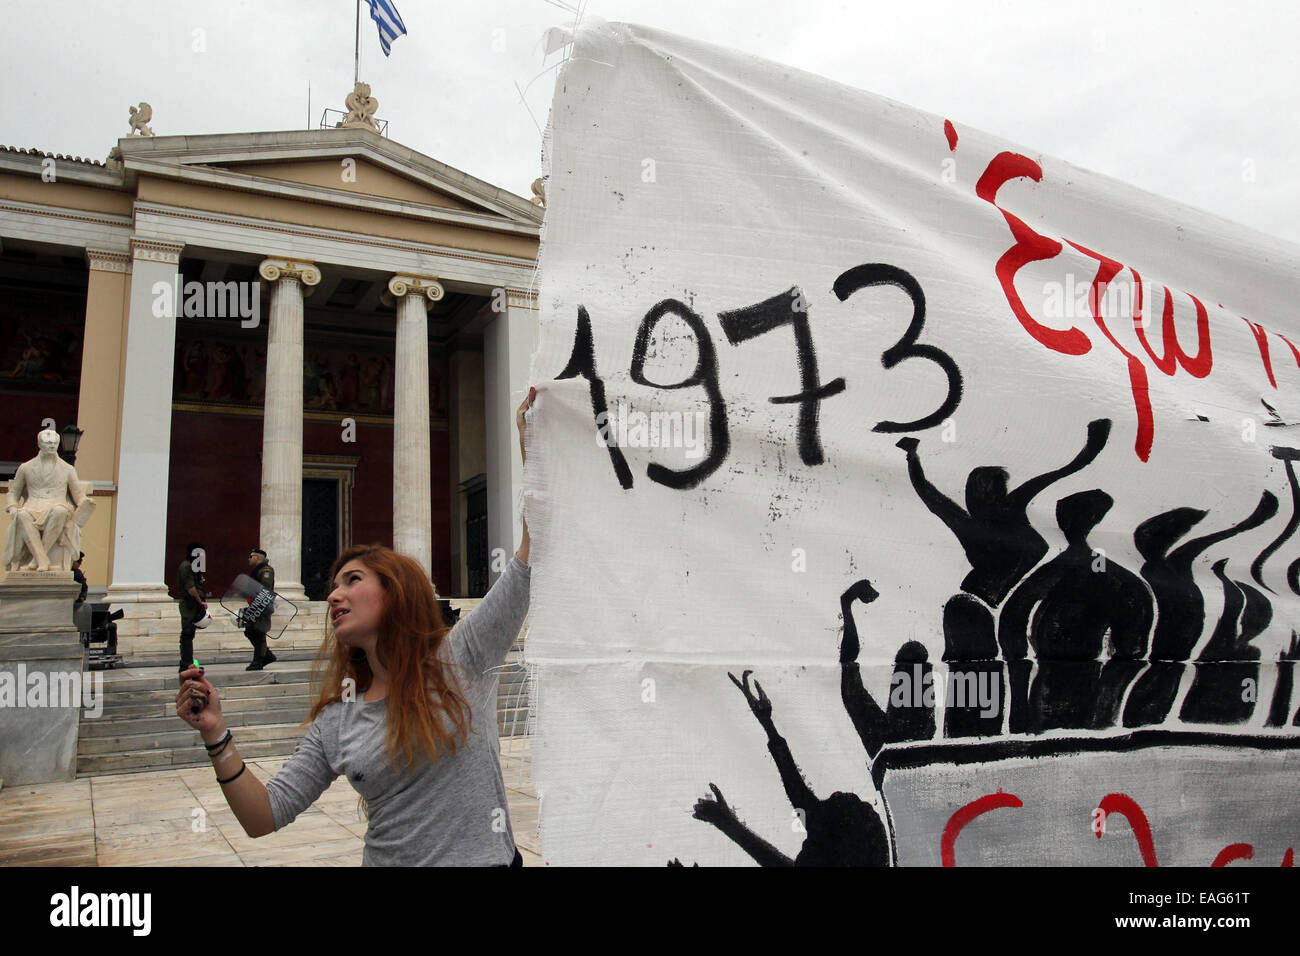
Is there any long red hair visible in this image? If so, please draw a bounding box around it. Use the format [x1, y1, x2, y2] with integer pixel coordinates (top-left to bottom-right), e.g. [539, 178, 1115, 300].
[308, 545, 473, 770]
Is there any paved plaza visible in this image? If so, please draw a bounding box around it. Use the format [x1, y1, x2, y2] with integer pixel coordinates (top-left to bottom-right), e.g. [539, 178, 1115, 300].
[0, 736, 539, 867]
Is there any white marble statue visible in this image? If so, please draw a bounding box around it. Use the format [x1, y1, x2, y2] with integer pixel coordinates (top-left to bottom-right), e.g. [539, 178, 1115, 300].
[341, 82, 381, 133]
[3, 430, 95, 573]
[128, 102, 154, 136]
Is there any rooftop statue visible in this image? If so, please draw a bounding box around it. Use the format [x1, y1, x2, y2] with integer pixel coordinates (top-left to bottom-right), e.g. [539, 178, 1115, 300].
[128, 102, 154, 136]
[341, 82, 380, 133]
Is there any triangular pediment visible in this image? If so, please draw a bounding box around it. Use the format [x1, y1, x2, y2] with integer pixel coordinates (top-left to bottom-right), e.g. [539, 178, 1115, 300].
[207, 157, 480, 213]
[115, 130, 543, 229]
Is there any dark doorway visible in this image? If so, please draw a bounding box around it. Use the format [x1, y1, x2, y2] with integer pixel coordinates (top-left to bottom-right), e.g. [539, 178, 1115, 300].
[467, 484, 488, 597]
[303, 477, 340, 601]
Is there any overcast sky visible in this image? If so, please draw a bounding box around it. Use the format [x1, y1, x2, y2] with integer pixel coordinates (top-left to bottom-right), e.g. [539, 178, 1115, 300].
[3, 1, 1297, 244]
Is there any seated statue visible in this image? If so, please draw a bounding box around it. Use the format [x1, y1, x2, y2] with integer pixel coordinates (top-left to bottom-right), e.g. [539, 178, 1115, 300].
[3, 429, 95, 573]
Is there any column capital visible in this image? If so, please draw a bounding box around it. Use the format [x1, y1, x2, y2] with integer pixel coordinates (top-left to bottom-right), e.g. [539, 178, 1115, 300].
[130, 238, 183, 265]
[86, 249, 132, 274]
[258, 256, 322, 286]
[387, 273, 445, 302]
[504, 288, 538, 311]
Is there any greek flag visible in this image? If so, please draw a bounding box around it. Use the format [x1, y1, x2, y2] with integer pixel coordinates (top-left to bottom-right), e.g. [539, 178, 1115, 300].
[365, 0, 407, 56]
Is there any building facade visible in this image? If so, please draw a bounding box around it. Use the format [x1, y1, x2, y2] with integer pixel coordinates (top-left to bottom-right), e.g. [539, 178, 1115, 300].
[0, 127, 540, 608]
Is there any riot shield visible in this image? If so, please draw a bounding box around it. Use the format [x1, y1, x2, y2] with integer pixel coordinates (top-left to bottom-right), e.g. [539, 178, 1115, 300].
[220, 573, 298, 641]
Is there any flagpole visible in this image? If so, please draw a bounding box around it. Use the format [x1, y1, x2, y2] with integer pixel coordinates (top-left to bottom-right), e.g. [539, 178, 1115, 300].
[354, 0, 361, 84]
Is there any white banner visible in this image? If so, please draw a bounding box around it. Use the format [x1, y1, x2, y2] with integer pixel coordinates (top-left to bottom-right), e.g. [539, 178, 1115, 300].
[524, 18, 1300, 866]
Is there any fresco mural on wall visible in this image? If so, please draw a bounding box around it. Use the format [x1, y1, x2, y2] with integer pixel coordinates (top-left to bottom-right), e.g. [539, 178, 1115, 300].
[172, 324, 445, 416]
[0, 298, 84, 395]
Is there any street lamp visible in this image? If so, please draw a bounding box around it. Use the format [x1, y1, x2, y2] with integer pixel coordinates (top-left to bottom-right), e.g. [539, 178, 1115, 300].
[58, 422, 84, 465]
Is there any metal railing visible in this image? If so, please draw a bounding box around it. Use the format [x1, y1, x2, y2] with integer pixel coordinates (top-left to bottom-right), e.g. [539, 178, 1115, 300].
[319, 109, 389, 137]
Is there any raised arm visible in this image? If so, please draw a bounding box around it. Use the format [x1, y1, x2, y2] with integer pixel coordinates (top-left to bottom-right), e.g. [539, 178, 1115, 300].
[452, 556, 530, 676]
[516, 386, 535, 565]
[174, 666, 337, 837]
[838, 581, 888, 759]
[450, 384, 535, 674]
[729, 671, 816, 811]
[693, 784, 795, 867]
[1008, 418, 1110, 508]
[1171, 491, 1279, 569]
[897, 437, 972, 539]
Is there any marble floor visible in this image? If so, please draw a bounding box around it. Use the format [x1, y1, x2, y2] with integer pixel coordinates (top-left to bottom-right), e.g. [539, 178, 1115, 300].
[0, 735, 539, 867]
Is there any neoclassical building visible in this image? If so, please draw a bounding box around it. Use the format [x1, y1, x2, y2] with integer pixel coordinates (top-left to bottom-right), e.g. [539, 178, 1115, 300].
[0, 117, 541, 609]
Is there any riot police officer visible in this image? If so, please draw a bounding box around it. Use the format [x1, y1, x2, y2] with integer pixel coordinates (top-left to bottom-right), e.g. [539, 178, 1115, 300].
[244, 548, 278, 670]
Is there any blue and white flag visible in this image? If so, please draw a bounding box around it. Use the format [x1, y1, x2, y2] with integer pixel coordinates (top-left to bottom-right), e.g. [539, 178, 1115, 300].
[364, 0, 407, 56]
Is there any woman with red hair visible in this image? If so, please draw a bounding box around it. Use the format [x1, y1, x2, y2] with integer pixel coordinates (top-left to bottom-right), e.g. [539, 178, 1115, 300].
[176, 388, 537, 865]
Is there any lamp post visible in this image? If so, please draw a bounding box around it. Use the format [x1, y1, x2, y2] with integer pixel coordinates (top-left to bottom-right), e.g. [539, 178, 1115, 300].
[58, 422, 84, 466]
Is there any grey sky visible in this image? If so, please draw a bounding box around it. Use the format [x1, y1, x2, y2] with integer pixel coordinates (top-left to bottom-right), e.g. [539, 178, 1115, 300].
[4, 1, 1297, 244]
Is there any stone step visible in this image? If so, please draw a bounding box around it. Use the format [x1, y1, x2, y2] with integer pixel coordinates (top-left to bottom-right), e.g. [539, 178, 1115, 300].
[98, 664, 315, 693]
[81, 697, 315, 739]
[92, 680, 526, 720]
[95, 689, 313, 721]
[77, 732, 309, 777]
[72, 631, 530, 775]
[117, 636, 332, 659]
[78, 719, 312, 756]
[119, 654, 319, 674]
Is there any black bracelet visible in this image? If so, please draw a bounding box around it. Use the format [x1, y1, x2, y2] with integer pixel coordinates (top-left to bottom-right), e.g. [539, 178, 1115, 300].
[204, 730, 232, 752]
[216, 761, 246, 785]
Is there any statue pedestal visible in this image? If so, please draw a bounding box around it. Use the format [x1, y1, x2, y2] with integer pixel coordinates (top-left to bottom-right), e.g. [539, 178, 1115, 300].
[0, 575, 86, 785]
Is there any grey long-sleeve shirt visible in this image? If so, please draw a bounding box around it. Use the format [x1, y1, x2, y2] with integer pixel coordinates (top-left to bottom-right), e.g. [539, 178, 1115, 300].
[265, 555, 531, 866]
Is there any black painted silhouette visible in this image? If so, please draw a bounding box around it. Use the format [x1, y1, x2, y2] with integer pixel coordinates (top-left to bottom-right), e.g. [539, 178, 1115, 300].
[1251, 448, 1300, 592]
[691, 671, 889, 866]
[1123, 492, 1279, 727]
[839, 580, 934, 757]
[941, 594, 1006, 738]
[897, 418, 1110, 606]
[681, 413, 1300, 865]
[1179, 560, 1269, 724]
[1267, 633, 1299, 727]
[998, 490, 1154, 732]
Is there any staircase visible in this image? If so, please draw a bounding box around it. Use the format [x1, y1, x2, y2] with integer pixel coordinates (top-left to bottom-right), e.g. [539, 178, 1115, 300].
[77, 651, 315, 776]
[77, 603, 532, 776]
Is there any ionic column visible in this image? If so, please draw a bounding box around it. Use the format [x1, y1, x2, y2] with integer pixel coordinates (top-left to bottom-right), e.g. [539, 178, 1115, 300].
[257, 257, 321, 603]
[387, 274, 443, 580]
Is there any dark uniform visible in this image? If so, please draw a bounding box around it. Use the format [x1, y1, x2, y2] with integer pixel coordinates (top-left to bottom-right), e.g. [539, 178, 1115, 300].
[177, 557, 204, 670]
[244, 559, 276, 669]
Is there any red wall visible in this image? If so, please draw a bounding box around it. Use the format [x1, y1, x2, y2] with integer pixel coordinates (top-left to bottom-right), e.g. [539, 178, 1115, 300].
[2, 394, 79, 463]
[164, 410, 452, 600]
